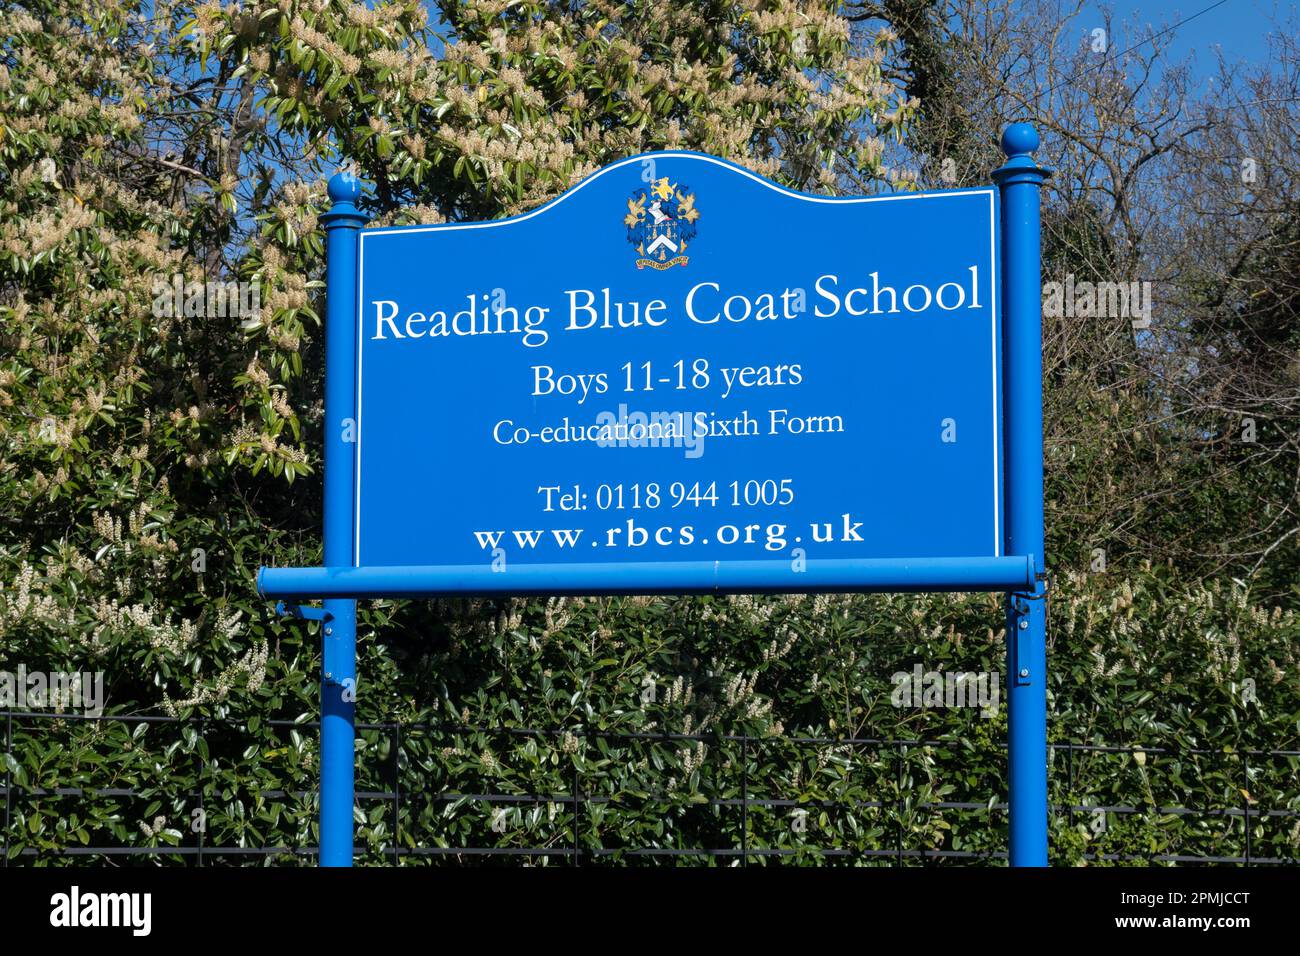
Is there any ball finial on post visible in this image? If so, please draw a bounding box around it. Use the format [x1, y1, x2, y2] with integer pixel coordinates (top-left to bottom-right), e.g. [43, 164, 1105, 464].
[327, 169, 361, 205]
[1001, 123, 1040, 159]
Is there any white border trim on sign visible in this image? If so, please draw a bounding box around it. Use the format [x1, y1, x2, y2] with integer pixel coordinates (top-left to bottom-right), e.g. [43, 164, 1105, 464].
[354, 153, 1001, 566]
[988, 188, 999, 557]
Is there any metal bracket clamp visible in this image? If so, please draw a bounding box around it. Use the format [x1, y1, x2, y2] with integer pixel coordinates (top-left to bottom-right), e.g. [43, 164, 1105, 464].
[275, 601, 333, 622]
[1010, 595, 1033, 687]
[1010, 571, 1048, 687]
[275, 603, 350, 691]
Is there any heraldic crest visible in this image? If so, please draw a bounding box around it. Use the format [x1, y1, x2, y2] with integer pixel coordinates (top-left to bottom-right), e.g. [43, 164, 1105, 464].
[624, 176, 701, 270]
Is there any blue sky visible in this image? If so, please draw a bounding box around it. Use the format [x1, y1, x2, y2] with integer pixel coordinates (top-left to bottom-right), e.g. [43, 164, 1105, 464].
[1074, 0, 1294, 75]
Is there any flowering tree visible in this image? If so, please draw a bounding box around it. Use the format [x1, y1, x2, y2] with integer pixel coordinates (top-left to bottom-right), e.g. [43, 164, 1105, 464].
[0, 0, 924, 856]
[0, 0, 913, 702]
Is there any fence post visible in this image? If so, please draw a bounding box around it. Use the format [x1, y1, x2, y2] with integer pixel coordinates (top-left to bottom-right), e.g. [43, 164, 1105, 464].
[392, 722, 401, 867]
[1242, 754, 1252, 865]
[196, 716, 206, 868]
[572, 762, 581, 866]
[1065, 743, 1074, 836]
[319, 171, 366, 867]
[993, 123, 1051, 867]
[740, 737, 749, 867]
[896, 743, 905, 863]
[3, 713, 10, 867]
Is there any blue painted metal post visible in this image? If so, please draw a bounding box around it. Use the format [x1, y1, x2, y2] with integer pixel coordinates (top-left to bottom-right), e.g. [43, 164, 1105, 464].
[994, 124, 1050, 866]
[319, 172, 365, 866]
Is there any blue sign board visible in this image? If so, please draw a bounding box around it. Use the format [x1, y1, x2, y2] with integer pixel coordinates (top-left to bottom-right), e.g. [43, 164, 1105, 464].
[260, 127, 1052, 868]
[352, 154, 1002, 581]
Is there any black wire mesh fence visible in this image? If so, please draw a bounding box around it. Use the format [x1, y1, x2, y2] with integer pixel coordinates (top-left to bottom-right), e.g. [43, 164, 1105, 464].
[3, 710, 1297, 865]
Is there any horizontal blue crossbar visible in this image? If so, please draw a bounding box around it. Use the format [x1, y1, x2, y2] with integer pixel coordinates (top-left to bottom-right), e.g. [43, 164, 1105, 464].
[257, 556, 1035, 599]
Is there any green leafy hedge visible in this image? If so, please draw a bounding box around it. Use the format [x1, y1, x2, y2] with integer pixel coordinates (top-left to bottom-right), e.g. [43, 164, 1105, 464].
[4, 566, 1297, 864]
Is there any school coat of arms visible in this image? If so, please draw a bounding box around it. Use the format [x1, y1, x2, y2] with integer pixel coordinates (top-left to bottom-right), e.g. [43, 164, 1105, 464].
[624, 177, 700, 270]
